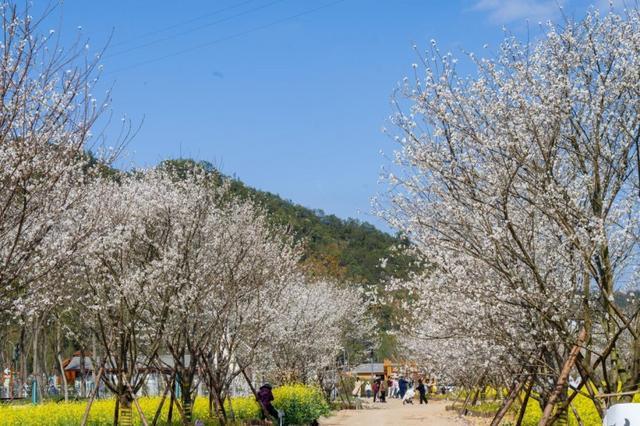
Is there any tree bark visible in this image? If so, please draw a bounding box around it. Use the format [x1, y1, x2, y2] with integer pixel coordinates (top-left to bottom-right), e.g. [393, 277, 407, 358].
[80, 347, 86, 398]
[32, 321, 40, 403]
[490, 376, 527, 426]
[152, 376, 172, 426]
[538, 327, 587, 426]
[56, 322, 69, 402]
[516, 377, 534, 426]
[80, 367, 104, 426]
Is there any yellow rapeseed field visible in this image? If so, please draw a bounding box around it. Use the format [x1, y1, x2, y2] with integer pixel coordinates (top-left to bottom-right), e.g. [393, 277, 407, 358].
[0, 384, 329, 425]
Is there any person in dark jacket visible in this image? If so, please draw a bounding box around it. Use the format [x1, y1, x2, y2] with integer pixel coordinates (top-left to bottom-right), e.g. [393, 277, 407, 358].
[372, 379, 380, 402]
[379, 377, 387, 403]
[257, 383, 279, 420]
[398, 377, 408, 399]
[417, 379, 428, 404]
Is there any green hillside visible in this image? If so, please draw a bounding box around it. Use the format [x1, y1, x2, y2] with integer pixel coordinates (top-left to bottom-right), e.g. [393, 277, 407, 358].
[159, 159, 414, 285]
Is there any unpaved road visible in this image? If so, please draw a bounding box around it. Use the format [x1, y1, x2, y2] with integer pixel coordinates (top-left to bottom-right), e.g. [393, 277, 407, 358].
[319, 398, 484, 426]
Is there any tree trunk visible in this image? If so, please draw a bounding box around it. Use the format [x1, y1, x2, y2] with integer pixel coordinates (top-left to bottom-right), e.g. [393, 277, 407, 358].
[41, 328, 49, 393]
[181, 379, 193, 425]
[32, 321, 40, 403]
[538, 327, 587, 426]
[113, 397, 120, 426]
[555, 386, 569, 426]
[208, 390, 214, 418]
[80, 347, 86, 398]
[20, 326, 27, 397]
[168, 377, 175, 424]
[226, 392, 236, 421]
[92, 334, 98, 397]
[56, 322, 69, 402]
[491, 376, 527, 426]
[516, 378, 534, 426]
[213, 384, 228, 424]
[118, 393, 133, 426]
[152, 376, 171, 426]
[80, 367, 104, 426]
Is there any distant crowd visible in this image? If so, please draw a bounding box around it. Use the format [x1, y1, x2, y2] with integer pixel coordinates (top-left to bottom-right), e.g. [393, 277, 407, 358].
[352, 376, 446, 406]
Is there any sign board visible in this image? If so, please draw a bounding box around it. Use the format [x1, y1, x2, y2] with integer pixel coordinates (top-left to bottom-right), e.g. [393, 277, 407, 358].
[603, 403, 640, 426]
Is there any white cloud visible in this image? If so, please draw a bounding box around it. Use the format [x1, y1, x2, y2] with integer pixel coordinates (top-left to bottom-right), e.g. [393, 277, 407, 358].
[473, 0, 565, 24]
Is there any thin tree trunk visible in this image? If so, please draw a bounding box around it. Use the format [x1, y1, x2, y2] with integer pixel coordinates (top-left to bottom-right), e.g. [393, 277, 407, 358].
[41, 328, 48, 394]
[213, 385, 228, 424]
[227, 392, 236, 421]
[152, 376, 172, 426]
[56, 322, 69, 402]
[92, 334, 98, 397]
[539, 327, 587, 426]
[80, 347, 86, 398]
[570, 403, 584, 426]
[80, 367, 104, 426]
[490, 376, 528, 426]
[20, 326, 26, 397]
[240, 366, 272, 419]
[208, 387, 215, 418]
[124, 374, 149, 426]
[464, 386, 482, 415]
[113, 396, 120, 426]
[516, 377, 534, 426]
[168, 375, 175, 424]
[32, 321, 40, 403]
[181, 378, 193, 425]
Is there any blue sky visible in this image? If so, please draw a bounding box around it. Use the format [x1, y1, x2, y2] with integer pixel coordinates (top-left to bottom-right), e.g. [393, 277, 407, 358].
[44, 0, 616, 232]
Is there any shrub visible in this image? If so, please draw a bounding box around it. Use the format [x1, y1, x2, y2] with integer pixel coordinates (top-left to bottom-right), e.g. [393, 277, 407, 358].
[224, 395, 261, 420]
[273, 383, 331, 425]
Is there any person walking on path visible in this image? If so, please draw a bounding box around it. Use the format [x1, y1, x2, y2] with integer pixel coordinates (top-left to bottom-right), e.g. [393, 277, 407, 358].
[398, 377, 408, 399]
[391, 378, 399, 398]
[365, 381, 372, 398]
[379, 377, 387, 403]
[417, 379, 428, 405]
[372, 379, 380, 402]
[352, 378, 362, 398]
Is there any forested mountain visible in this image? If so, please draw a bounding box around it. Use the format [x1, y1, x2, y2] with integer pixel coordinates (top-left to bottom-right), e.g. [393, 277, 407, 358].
[158, 159, 417, 359]
[159, 159, 415, 287]
[230, 176, 413, 285]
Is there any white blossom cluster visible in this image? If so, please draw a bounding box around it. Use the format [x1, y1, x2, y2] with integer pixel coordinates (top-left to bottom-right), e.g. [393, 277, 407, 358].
[0, 2, 115, 316]
[262, 279, 369, 383]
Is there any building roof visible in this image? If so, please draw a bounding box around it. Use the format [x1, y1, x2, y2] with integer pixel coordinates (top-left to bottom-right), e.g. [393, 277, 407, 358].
[64, 356, 94, 371]
[63, 354, 192, 372]
[351, 363, 385, 375]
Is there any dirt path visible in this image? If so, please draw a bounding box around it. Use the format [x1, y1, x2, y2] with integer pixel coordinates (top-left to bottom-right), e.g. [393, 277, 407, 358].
[319, 398, 484, 426]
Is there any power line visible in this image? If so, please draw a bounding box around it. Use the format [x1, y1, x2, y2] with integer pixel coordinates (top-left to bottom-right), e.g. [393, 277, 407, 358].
[106, 0, 346, 76]
[110, 0, 257, 48]
[108, 0, 288, 58]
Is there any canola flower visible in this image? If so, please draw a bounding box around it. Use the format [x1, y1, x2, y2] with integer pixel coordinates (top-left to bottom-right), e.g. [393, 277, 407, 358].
[451, 387, 640, 426]
[0, 384, 327, 425]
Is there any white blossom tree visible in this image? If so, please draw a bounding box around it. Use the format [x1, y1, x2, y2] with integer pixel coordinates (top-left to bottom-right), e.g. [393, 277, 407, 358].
[0, 0, 135, 400]
[142, 164, 303, 424]
[262, 279, 366, 385]
[74, 171, 190, 423]
[381, 6, 640, 424]
[0, 1, 123, 310]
